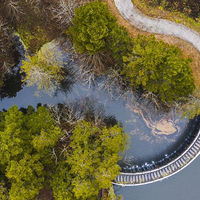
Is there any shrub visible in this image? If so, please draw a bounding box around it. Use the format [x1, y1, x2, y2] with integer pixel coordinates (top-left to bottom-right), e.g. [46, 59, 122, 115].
[69, 2, 132, 63]
[122, 35, 195, 102]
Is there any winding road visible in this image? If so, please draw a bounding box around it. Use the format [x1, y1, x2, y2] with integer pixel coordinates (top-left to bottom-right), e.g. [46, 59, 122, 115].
[113, 0, 200, 186]
[114, 0, 200, 52]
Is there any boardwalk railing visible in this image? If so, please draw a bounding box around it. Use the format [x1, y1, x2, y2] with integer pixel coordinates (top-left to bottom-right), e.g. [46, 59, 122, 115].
[113, 0, 200, 187]
[114, 129, 200, 186]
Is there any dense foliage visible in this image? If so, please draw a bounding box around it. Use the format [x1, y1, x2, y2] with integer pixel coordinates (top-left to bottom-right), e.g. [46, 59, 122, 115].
[69, 1, 132, 63]
[148, 0, 200, 19]
[0, 105, 61, 200]
[51, 120, 128, 200]
[122, 35, 195, 102]
[0, 105, 128, 200]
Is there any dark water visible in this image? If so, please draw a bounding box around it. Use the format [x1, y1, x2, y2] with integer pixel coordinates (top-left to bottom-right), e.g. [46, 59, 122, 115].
[0, 74, 194, 165]
[115, 155, 200, 200]
[0, 40, 198, 168]
[1, 40, 200, 200]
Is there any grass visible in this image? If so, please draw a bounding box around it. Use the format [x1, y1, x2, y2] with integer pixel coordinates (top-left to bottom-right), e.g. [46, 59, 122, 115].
[102, 0, 200, 89]
[133, 0, 200, 34]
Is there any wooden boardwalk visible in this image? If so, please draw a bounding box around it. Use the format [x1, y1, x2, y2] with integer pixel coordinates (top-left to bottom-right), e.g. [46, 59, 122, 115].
[114, 128, 200, 186]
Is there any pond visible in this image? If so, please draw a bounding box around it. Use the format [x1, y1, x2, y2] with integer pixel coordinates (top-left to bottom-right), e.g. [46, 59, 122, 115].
[115, 155, 200, 200]
[1, 38, 199, 173]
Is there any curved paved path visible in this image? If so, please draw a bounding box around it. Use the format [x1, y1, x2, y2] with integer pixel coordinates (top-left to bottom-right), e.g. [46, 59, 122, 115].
[113, 0, 200, 186]
[114, 0, 200, 52]
[114, 129, 200, 186]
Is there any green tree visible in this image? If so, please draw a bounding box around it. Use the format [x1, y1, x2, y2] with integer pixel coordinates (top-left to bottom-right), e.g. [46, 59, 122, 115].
[51, 120, 129, 200]
[0, 105, 128, 200]
[6, 154, 44, 200]
[69, 2, 132, 63]
[0, 181, 8, 200]
[122, 35, 195, 102]
[0, 105, 62, 200]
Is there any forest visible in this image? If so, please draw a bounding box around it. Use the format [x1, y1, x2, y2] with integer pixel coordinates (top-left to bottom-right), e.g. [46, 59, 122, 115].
[0, 0, 200, 199]
[0, 104, 128, 199]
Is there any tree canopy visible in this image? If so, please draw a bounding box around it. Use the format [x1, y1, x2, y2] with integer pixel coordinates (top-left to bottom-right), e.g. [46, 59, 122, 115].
[21, 44, 65, 96]
[122, 35, 195, 102]
[0, 106, 128, 200]
[0, 105, 61, 200]
[51, 120, 129, 200]
[69, 2, 132, 63]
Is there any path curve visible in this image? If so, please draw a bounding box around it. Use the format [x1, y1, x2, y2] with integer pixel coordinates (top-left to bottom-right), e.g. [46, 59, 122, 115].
[114, 0, 200, 52]
[113, 0, 200, 186]
[114, 128, 200, 186]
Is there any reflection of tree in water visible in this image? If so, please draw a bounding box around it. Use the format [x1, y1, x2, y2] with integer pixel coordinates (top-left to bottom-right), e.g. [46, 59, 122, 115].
[54, 65, 75, 97]
[0, 35, 25, 100]
[49, 97, 119, 130]
[0, 67, 25, 100]
[98, 68, 189, 144]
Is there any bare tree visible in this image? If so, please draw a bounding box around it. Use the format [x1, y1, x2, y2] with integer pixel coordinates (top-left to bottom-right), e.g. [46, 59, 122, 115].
[179, 90, 200, 119]
[1, 0, 23, 21]
[21, 43, 66, 96]
[49, 0, 91, 29]
[0, 20, 15, 81]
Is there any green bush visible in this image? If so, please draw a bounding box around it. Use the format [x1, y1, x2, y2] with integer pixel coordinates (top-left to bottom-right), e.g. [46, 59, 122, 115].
[51, 120, 129, 200]
[122, 35, 195, 102]
[0, 105, 62, 200]
[69, 2, 132, 63]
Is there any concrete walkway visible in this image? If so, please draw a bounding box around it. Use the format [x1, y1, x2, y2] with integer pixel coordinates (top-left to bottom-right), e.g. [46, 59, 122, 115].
[114, 0, 200, 52]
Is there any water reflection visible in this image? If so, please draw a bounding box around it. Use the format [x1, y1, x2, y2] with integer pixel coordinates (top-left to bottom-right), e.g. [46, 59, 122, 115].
[0, 35, 25, 100]
[49, 97, 118, 129]
[0, 67, 24, 100]
[0, 39, 199, 173]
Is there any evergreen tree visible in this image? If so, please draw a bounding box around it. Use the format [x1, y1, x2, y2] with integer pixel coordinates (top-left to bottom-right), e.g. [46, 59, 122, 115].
[122, 35, 195, 102]
[0, 105, 62, 200]
[0, 106, 128, 200]
[69, 2, 132, 63]
[51, 120, 129, 200]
